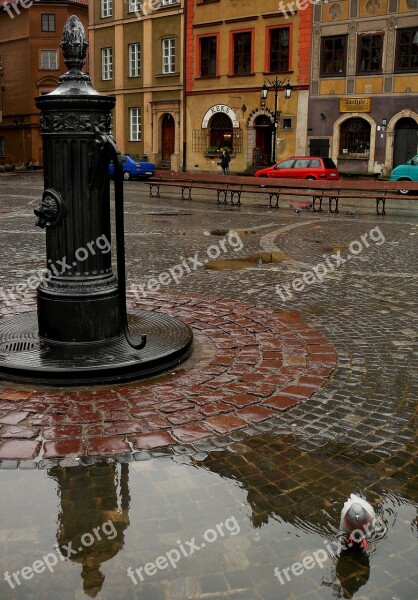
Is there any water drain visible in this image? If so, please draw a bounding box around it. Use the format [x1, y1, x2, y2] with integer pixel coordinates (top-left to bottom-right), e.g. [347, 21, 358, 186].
[0, 340, 37, 353]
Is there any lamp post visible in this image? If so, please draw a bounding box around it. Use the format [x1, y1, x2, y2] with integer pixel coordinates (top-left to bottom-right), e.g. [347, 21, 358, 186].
[261, 77, 291, 164]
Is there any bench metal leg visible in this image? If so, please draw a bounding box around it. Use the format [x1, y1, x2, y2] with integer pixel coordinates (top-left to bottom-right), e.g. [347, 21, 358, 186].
[181, 186, 192, 200]
[312, 196, 322, 212]
[230, 191, 241, 206]
[376, 197, 386, 215]
[329, 196, 339, 214]
[149, 184, 160, 198]
[217, 189, 228, 204]
[269, 193, 280, 208]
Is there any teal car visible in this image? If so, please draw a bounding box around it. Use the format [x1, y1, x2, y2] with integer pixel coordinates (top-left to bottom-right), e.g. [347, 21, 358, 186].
[389, 154, 418, 194]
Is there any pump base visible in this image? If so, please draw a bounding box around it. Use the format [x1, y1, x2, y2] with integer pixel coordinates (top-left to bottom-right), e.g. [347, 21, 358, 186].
[0, 311, 193, 386]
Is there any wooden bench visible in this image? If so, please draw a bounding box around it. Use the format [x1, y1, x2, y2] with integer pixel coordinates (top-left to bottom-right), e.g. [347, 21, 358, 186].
[147, 172, 418, 215]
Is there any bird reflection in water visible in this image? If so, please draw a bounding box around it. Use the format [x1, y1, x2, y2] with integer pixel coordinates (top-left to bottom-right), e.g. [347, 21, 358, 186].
[48, 463, 130, 598]
[334, 546, 370, 599]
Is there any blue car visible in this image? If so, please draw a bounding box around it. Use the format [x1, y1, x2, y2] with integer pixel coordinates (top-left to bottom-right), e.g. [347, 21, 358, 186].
[109, 154, 156, 181]
[389, 154, 418, 194]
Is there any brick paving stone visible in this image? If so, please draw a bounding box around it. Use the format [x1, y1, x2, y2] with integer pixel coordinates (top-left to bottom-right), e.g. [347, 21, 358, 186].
[86, 437, 131, 455]
[280, 384, 319, 398]
[0, 425, 39, 439]
[43, 439, 84, 458]
[262, 395, 302, 411]
[0, 439, 41, 460]
[199, 402, 232, 416]
[130, 431, 177, 449]
[236, 406, 276, 423]
[171, 423, 212, 443]
[222, 394, 260, 408]
[166, 409, 203, 426]
[0, 411, 29, 425]
[0, 390, 33, 400]
[42, 425, 83, 439]
[206, 414, 248, 434]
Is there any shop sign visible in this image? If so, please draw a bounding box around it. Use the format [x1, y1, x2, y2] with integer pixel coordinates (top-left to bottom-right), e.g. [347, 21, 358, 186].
[201, 105, 239, 128]
[339, 98, 372, 113]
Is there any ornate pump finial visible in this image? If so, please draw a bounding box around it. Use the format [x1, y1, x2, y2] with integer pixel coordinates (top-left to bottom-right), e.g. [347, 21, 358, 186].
[61, 15, 89, 76]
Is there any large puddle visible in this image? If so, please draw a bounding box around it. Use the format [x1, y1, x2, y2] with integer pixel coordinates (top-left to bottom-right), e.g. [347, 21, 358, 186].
[0, 433, 416, 599]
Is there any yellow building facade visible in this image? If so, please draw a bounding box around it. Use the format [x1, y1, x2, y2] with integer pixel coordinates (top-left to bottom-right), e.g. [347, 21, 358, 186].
[185, 0, 313, 173]
[89, 0, 184, 170]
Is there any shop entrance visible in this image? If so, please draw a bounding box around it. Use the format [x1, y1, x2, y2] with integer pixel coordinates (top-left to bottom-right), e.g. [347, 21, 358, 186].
[161, 113, 175, 161]
[254, 115, 273, 165]
[393, 118, 418, 167]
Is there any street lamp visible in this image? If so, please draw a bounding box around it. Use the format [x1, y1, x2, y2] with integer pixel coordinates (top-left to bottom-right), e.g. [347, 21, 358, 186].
[261, 76, 291, 164]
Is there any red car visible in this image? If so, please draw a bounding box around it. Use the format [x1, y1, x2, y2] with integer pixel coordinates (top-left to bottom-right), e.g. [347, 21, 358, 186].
[254, 156, 340, 180]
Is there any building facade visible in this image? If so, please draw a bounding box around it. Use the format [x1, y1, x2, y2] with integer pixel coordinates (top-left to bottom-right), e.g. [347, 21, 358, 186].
[184, 0, 312, 173]
[89, 0, 184, 170]
[0, 0, 89, 165]
[308, 0, 418, 176]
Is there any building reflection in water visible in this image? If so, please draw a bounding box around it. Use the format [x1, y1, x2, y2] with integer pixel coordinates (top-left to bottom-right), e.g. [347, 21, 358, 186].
[48, 463, 130, 598]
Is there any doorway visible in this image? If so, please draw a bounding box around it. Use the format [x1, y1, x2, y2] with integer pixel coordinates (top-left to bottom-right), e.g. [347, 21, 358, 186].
[254, 115, 273, 165]
[393, 118, 418, 167]
[161, 113, 175, 161]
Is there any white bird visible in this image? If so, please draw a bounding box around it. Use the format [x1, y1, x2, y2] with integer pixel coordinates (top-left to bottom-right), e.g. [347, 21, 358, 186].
[340, 493, 376, 548]
[294, 207, 302, 214]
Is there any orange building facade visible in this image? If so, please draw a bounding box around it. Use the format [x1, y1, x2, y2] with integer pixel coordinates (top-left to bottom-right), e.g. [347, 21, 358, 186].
[185, 0, 313, 173]
[0, 0, 88, 166]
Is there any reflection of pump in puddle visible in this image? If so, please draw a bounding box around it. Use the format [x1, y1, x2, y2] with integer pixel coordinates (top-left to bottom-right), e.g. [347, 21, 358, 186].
[334, 546, 370, 599]
[49, 464, 130, 598]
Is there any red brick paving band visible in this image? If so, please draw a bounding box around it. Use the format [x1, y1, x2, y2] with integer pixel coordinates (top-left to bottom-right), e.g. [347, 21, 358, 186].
[0, 291, 337, 461]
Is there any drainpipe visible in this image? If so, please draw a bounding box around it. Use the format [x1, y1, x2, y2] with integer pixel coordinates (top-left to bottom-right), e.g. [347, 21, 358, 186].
[182, 0, 187, 172]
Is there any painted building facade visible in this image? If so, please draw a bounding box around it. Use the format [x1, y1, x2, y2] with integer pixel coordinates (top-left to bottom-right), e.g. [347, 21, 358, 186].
[0, 0, 89, 165]
[89, 0, 185, 170]
[308, 0, 418, 176]
[185, 0, 312, 173]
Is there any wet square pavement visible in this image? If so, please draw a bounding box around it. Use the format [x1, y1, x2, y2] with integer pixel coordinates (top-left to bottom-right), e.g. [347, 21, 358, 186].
[0, 172, 417, 599]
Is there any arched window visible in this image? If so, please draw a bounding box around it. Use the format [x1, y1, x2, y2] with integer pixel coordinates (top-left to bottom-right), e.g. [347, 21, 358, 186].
[339, 118, 371, 156]
[209, 113, 233, 151]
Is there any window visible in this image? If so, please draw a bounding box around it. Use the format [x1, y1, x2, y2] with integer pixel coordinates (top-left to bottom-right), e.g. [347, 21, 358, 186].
[129, 43, 141, 77]
[41, 14, 55, 32]
[233, 32, 252, 75]
[274, 159, 295, 169]
[269, 28, 290, 72]
[321, 35, 347, 76]
[282, 117, 293, 130]
[358, 34, 383, 74]
[209, 113, 233, 150]
[200, 36, 217, 77]
[129, 108, 141, 141]
[309, 159, 321, 167]
[40, 50, 57, 70]
[128, 0, 141, 12]
[101, 0, 112, 18]
[162, 38, 175, 74]
[339, 118, 371, 156]
[396, 28, 418, 72]
[0, 137, 4, 156]
[101, 47, 112, 80]
[162, 0, 178, 4]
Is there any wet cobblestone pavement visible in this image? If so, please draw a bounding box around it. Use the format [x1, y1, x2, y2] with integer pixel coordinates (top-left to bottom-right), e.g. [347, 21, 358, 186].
[0, 173, 417, 599]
